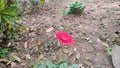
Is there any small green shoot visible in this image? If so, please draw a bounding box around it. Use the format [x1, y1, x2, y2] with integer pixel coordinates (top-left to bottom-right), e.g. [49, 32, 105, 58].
[106, 47, 112, 55]
[111, 33, 118, 41]
[80, 33, 87, 40]
[61, 9, 67, 15]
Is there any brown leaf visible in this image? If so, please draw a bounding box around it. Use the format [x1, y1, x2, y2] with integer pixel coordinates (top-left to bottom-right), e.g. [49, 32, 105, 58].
[26, 54, 31, 59]
[0, 58, 9, 62]
[38, 55, 44, 60]
[24, 42, 28, 50]
[37, 40, 42, 46]
[6, 61, 12, 65]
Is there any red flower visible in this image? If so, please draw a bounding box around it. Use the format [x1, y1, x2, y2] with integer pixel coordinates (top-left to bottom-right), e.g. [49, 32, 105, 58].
[55, 31, 74, 45]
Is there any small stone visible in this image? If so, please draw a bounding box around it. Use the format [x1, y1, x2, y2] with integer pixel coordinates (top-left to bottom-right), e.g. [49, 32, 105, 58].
[82, 48, 87, 52]
[74, 48, 77, 51]
[87, 38, 90, 40]
[76, 53, 81, 59]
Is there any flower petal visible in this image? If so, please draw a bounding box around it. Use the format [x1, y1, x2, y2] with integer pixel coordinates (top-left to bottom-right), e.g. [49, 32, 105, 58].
[55, 31, 74, 45]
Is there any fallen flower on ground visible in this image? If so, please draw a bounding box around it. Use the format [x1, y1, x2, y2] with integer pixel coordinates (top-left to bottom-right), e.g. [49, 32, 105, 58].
[55, 31, 74, 45]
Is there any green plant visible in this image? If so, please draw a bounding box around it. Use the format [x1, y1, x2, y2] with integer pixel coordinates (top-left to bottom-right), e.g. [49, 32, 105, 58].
[111, 33, 118, 42]
[47, 62, 79, 68]
[106, 47, 112, 55]
[15, 0, 49, 14]
[34, 60, 79, 68]
[0, 0, 24, 45]
[0, 47, 8, 58]
[66, 1, 85, 13]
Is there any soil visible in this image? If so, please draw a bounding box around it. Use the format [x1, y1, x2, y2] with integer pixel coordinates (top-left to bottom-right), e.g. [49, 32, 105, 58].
[3, 0, 120, 68]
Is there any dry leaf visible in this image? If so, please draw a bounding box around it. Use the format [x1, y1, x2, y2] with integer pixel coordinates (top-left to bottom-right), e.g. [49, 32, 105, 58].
[26, 54, 31, 59]
[12, 55, 21, 62]
[35, 46, 39, 52]
[97, 39, 109, 47]
[37, 40, 42, 46]
[24, 42, 28, 49]
[0, 58, 9, 62]
[46, 27, 54, 33]
[6, 61, 12, 65]
[38, 55, 44, 60]
[101, 41, 109, 47]
[8, 42, 11, 47]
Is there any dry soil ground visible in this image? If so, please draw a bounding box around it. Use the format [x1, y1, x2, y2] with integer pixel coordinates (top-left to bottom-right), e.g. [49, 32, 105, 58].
[3, 0, 120, 68]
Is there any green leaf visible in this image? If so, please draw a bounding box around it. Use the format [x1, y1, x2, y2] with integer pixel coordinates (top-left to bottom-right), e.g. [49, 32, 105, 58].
[33, 64, 37, 68]
[111, 33, 118, 41]
[0, 48, 8, 53]
[37, 65, 46, 68]
[40, 0, 45, 3]
[15, 16, 22, 21]
[2, 5, 18, 16]
[59, 63, 68, 68]
[46, 62, 54, 68]
[106, 47, 112, 55]
[11, 57, 16, 61]
[0, 54, 5, 58]
[2, 15, 15, 24]
[0, 0, 5, 11]
[68, 64, 79, 68]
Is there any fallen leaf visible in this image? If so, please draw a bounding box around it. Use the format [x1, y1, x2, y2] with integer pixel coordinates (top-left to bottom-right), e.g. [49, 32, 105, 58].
[0, 58, 9, 62]
[46, 27, 54, 33]
[8, 42, 11, 47]
[38, 55, 44, 60]
[35, 46, 38, 52]
[24, 42, 28, 50]
[12, 55, 21, 62]
[26, 54, 31, 59]
[6, 61, 12, 65]
[37, 40, 42, 46]
[100, 40, 109, 47]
